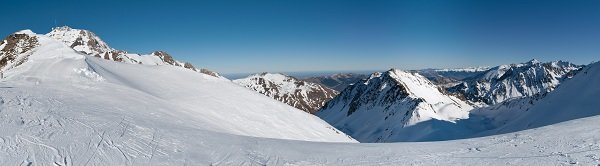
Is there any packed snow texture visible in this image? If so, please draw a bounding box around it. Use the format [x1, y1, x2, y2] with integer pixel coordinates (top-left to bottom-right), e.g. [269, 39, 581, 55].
[0, 32, 354, 143]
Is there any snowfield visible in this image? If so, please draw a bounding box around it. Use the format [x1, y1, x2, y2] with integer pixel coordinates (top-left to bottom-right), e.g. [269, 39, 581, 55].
[0, 29, 599, 165]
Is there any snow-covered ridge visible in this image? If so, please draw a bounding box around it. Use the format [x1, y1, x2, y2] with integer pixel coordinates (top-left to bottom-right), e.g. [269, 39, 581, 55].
[234, 73, 338, 113]
[433, 66, 491, 72]
[46, 26, 113, 56]
[317, 69, 473, 142]
[448, 59, 581, 105]
[45, 26, 223, 78]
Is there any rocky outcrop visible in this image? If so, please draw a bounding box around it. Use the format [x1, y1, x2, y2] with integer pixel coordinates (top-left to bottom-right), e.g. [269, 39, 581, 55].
[234, 73, 338, 113]
[46, 26, 223, 78]
[0, 30, 39, 70]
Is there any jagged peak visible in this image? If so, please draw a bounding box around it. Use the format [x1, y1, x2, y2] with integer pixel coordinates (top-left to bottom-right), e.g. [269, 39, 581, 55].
[527, 58, 540, 64]
[51, 26, 73, 32]
[46, 26, 113, 56]
[48, 26, 98, 38]
[151, 50, 169, 55]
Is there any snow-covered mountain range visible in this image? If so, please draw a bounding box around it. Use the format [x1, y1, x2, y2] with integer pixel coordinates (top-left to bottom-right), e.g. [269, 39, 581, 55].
[448, 59, 581, 106]
[317, 69, 473, 142]
[302, 73, 368, 91]
[45, 26, 223, 78]
[2, 26, 600, 165]
[234, 73, 338, 113]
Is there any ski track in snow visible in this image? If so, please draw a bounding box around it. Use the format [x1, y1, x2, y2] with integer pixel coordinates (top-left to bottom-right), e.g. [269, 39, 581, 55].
[1, 85, 599, 165]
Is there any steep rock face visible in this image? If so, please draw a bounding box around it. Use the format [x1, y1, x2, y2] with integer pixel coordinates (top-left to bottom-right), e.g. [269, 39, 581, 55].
[448, 59, 581, 106]
[233, 73, 338, 114]
[317, 69, 472, 142]
[46, 26, 223, 78]
[151, 51, 178, 66]
[0, 30, 39, 71]
[303, 73, 368, 91]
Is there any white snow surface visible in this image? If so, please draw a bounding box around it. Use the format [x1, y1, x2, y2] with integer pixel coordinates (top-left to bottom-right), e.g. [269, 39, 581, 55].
[1, 33, 354, 142]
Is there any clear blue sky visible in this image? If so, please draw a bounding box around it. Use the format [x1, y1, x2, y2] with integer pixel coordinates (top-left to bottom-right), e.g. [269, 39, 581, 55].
[1, 0, 599, 74]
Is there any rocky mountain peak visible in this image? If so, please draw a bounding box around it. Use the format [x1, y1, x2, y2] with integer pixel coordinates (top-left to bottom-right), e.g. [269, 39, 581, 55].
[527, 58, 540, 65]
[0, 31, 39, 71]
[46, 26, 112, 56]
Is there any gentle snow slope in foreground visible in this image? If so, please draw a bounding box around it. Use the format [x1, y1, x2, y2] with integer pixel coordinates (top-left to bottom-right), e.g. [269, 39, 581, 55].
[0, 30, 354, 147]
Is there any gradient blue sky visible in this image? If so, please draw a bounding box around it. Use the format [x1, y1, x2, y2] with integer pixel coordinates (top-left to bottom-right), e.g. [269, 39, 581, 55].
[1, 0, 599, 74]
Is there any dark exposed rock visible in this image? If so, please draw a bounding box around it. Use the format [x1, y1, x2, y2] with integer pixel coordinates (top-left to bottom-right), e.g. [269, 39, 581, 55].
[0, 33, 39, 70]
[200, 68, 221, 77]
[152, 51, 176, 65]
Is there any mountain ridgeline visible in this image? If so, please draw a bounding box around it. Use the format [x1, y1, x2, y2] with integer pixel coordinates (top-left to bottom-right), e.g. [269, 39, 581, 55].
[447, 59, 581, 106]
[45, 26, 223, 78]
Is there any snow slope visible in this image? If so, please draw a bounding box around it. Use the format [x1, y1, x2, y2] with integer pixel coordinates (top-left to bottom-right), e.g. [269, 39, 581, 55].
[0, 30, 354, 143]
[317, 69, 473, 142]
